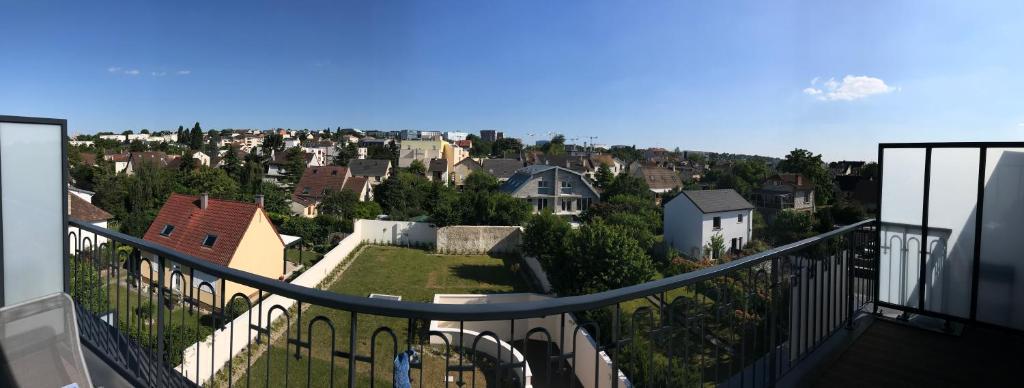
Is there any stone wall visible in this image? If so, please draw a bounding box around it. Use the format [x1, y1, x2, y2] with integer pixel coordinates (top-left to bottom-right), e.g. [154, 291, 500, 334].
[436, 226, 522, 254]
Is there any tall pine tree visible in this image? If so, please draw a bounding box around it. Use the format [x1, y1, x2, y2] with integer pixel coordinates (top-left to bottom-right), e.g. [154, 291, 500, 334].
[189, 122, 203, 150]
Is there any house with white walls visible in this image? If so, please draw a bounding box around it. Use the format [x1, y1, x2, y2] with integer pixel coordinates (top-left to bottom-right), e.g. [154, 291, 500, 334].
[664, 189, 754, 260]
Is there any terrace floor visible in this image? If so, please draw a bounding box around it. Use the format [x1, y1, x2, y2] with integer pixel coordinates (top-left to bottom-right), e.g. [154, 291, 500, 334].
[811, 317, 1024, 387]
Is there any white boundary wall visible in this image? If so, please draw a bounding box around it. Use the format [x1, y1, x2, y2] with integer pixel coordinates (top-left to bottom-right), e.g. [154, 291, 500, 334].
[431, 294, 631, 388]
[176, 230, 363, 385]
[176, 218, 526, 385]
[353, 219, 437, 246]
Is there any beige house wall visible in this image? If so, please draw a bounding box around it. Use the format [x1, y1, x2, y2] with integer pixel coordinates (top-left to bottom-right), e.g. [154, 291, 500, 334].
[140, 210, 284, 308]
[225, 210, 285, 301]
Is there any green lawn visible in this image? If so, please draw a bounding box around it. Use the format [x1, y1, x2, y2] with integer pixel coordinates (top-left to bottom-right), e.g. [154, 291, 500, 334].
[217, 246, 531, 388]
[285, 247, 324, 267]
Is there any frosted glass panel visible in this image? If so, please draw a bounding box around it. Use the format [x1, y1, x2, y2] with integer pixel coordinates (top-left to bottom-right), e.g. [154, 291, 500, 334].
[0, 122, 65, 305]
[924, 148, 978, 318]
[878, 148, 925, 308]
[978, 148, 1024, 330]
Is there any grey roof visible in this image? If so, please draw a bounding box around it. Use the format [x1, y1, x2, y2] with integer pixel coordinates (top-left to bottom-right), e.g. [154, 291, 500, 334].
[348, 159, 391, 177]
[499, 165, 599, 196]
[679, 189, 754, 213]
[428, 158, 448, 172]
[481, 159, 525, 179]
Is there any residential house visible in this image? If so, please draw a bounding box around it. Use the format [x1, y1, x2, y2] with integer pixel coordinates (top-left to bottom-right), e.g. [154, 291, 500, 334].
[751, 173, 816, 217]
[481, 158, 525, 182]
[346, 159, 392, 185]
[104, 152, 131, 174]
[141, 193, 285, 306]
[427, 158, 450, 184]
[77, 152, 97, 167]
[67, 186, 113, 253]
[398, 138, 453, 171]
[500, 165, 600, 216]
[192, 151, 211, 167]
[588, 154, 625, 177]
[532, 154, 595, 176]
[290, 166, 371, 217]
[452, 158, 481, 187]
[265, 150, 316, 184]
[664, 189, 753, 259]
[126, 151, 178, 175]
[629, 162, 684, 194]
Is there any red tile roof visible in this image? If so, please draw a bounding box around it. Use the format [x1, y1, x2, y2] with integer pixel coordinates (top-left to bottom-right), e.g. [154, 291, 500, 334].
[68, 194, 112, 222]
[292, 166, 349, 201]
[342, 176, 368, 198]
[143, 193, 282, 266]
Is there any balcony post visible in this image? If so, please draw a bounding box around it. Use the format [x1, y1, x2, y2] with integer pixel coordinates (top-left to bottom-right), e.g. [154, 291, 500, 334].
[156, 255, 166, 365]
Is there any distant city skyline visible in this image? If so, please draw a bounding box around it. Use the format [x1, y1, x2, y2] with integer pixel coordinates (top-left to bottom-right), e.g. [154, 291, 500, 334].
[4, 1, 1024, 161]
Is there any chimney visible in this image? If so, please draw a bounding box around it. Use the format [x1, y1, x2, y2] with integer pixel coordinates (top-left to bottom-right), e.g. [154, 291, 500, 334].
[200, 193, 209, 210]
[255, 194, 264, 208]
[796, 175, 803, 186]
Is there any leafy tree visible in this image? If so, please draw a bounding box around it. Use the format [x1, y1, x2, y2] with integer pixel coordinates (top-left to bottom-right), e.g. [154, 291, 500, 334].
[334, 142, 358, 166]
[551, 221, 656, 295]
[128, 139, 147, 152]
[491, 137, 523, 158]
[176, 125, 188, 145]
[223, 146, 242, 179]
[543, 134, 566, 155]
[467, 134, 493, 157]
[428, 186, 464, 227]
[583, 194, 662, 235]
[523, 210, 571, 262]
[407, 159, 426, 176]
[487, 193, 531, 226]
[239, 149, 266, 194]
[602, 173, 653, 200]
[752, 210, 768, 240]
[595, 164, 614, 188]
[374, 171, 430, 220]
[189, 122, 203, 150]
[318, 189, 361, 219]
[282, 147, 308, 185]
[777, 149, 833, 205]
[770, 209, 815, 244]
[829, 200, 867, 225]
[861, 162, 879, 180]
[704, 233, 726, 260]
[180, 166, 240, 199]
[262, 133, 284, 152]
[178, 153, 196, 173]
[463, 170, 499, 193]
[280, 216, 319, 245]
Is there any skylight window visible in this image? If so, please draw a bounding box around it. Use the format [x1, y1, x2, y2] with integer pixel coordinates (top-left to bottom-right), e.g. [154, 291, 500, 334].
[202, 234, 218, 248]
[159, 224, 175, 236]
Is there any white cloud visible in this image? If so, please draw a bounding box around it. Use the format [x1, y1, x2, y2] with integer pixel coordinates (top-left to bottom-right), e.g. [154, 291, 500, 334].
[804, 75, 896, 101]
[151, 71, 167, 77]
[802, 87, 822, 95]
[176, 70, 191, 75]
[107, 67, 122, 73]
[123, 69, 140, 76]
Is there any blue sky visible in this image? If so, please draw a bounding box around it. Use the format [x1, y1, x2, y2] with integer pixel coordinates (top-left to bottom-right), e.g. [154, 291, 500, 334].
[2, 0, 1023, 160]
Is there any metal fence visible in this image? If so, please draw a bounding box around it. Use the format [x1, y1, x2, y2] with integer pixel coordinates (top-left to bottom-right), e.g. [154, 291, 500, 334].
[67, 218, 877, 388]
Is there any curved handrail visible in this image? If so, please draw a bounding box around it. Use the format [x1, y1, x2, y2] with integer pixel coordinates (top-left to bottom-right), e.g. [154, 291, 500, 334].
[68, 218, 876, 321]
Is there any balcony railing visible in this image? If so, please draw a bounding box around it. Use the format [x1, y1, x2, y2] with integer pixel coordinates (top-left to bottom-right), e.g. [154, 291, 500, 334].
[67, 218, 877, 387]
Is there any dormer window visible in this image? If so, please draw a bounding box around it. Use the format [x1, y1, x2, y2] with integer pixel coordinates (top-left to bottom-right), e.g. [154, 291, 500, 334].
[312, 169, 318, 174]
[202, 234, 218, 248]
[302, 187, 310, 195]
[159, 224, 175, 237]
[331, 170, 338, 176]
